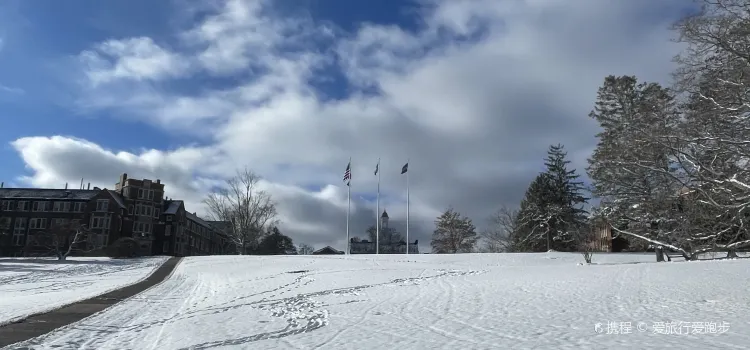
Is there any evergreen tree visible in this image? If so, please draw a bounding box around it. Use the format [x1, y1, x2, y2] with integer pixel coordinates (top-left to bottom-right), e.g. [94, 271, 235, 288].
[431, 208, 478, 253]
[543, 144, 589, 250]
[586, 76, 683, 251]
[256, 226, 297, 255]
[510, 145, 588, 252]
[511, 173, 554, 252]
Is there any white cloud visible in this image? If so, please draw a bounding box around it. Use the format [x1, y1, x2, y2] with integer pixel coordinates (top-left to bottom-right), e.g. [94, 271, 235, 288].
[12, 0, 689, 251]
[79, 37, 190, 85]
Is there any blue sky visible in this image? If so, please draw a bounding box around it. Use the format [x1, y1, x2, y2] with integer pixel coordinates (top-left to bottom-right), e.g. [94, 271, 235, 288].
[0, 0, 693, 249]
[0, 0, 420, 183]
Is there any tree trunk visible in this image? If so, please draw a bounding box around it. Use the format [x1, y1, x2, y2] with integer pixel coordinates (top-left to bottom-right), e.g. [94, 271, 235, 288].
[681, 251, 692, 261]
[655, 247, 665, 262]
[727, 249, 738, 258]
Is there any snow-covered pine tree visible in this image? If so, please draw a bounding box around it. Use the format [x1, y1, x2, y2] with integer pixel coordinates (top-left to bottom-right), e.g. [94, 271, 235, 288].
[510, 173, 554, 252]
[543, 144, 589, 250]
[509, 145, 588, 252]
[431, 208, 478, 253]
[586, 75, 689, 256]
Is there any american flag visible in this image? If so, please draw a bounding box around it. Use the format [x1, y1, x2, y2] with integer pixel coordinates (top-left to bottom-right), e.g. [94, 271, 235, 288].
[343, 162, 351, 185]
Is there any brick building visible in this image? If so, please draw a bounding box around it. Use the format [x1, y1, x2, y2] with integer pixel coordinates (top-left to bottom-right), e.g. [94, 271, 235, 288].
[0, 174, 235, 257]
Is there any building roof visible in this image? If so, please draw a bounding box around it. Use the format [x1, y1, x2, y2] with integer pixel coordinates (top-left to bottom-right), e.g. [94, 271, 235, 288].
[313, 246, 343, 254]
[186, 211, 210, 228]
[107, 190, 127, 209]
[164, 200, 183, 214]
[0, 188, 99, 200]
[381, 209, 389, 218]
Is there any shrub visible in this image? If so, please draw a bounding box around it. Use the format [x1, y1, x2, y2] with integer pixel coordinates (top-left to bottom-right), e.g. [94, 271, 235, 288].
[106, 237, 140, 258]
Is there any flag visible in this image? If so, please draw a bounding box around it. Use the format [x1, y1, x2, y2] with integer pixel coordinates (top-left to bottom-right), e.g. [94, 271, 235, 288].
[401, 162, 408, 174]
[343, 162, 351, 186]
[374, 161, 379, 176]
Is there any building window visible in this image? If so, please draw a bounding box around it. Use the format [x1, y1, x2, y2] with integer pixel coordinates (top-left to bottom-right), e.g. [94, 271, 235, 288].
[138, 189, 145, 199]
[134, 222, 151, 235]
[32, 201, 47, 212]
[163, 241, 169, 253]
[73, 202, 84, 212]
[154, 208, 160, 218]
[96, 200, 109, 212]
[12, 218, 27, 246]
[91, 216, 109, 229]
[17, 201, 29, 211]
[53, 202, 63, 212]
[0, 200, 11, 211]
[148, 190, 154, 200]
[0, 217, 10, 230]
[128, 205, 134, 215]
[165, 225, 171, 236]
[123, 187, 130, 198]
[166, 215, 172, 222]
[91, 233, 108, 249]
[29, 218, 47, 230]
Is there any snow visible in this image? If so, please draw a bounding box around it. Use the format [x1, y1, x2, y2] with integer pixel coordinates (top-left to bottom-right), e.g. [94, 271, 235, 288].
[0, 256, 169, 326]
[6, 253, 750, 349]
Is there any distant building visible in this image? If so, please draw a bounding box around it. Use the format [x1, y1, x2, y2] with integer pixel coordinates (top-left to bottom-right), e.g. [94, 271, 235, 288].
[313, 246, 344, 255]
[349, 209, 419, 254]
[0, 174, 236, 257]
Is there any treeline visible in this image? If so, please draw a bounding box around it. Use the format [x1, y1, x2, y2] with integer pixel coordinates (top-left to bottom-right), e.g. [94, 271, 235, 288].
[484, 0, 750, 259]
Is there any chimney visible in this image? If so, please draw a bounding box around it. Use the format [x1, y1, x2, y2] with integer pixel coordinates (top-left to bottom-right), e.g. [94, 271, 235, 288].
[156, 179, 161, 184]
[64, 183, 68, 190]
[87, 183, 91, 190]
[80, 178, 84, 189]
[1, 182, 3, 188]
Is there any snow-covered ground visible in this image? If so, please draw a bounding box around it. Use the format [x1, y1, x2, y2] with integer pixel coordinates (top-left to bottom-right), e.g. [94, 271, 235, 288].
[0, 256, 168, 326]
[6, 253, 750, 350]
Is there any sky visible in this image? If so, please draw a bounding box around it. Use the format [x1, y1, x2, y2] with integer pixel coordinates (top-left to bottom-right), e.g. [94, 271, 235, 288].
[0, 0, 696, 252]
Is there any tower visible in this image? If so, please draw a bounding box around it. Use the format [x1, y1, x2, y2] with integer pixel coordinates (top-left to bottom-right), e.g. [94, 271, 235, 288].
[381, 209, 389, 229]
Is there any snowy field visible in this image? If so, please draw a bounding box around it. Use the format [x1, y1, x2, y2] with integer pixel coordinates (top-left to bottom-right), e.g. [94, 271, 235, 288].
[5, 253, 750, 350]
[0, 256, 168, 326]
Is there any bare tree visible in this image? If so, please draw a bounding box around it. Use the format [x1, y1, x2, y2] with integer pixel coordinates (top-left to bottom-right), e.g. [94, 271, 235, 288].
[431, 208, 478, 253]
[572, 222, 598, 264]
[203, 168, 279, 254]
[25, 222, 91, 261]
[481, 206, 518, 252]
[298, 243, 314, 255]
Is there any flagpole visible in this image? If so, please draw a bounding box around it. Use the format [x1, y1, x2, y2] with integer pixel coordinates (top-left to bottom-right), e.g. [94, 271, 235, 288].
[346, 157, 351, 255]
[406, 158, 410, 255]
[376, 158, 380, 255]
